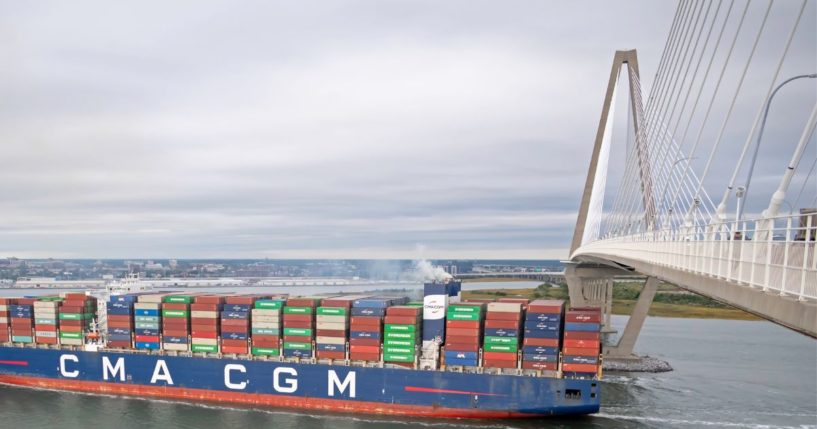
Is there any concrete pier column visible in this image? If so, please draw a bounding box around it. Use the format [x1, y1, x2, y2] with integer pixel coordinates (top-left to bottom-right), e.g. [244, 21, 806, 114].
[606, 277, 658, 358]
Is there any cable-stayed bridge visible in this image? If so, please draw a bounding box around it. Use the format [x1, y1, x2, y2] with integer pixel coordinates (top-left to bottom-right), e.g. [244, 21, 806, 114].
[566, 0, 817, 359]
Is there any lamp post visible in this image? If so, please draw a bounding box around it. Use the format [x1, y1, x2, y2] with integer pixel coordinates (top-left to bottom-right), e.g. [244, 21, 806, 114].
[739, 73, 817, 220]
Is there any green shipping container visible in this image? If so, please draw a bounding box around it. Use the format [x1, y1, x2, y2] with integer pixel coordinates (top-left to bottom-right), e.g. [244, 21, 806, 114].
[383, 353, 414, 363]
[283, 341, 311, 350]
[162, 310, 189, 318]
[58, 313, 84, 320]
[384, 339, 413, 347]
[384, 324, 416, 333]
[251, 327, 279, 335]
[283, 327, 312, 337]
[255, 300, 284, 309]
[383, 346, 413, 354]
[445, 312, 480, 321]
[283, 307, 312, 315]
[191, 344, 219, 353]
[59, 331, 83, 340]
[252, 347, 280, 356]
[484, 343, 518, 353]
[316, 307, 347, 316]
[384, 332, 416, 341]
[448, 305, 481, 314]
[163, 296, 194, 303]
[484, 336, 517, 345]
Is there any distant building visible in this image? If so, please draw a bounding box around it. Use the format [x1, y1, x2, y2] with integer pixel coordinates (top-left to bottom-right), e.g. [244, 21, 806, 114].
[15, 277, 106, 288]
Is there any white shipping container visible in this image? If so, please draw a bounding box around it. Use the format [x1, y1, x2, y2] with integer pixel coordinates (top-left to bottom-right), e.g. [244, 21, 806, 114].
[252, 322, 280, 329]
[35, 330, 57, 338]
[191, 311, 218, 318]
[61, 338, 83, 346]
[138, 295, 166, 303]
[487, 302, 522, 313]
[252, 315, 281, 323]
[315, 336, 345, 345]
[162, 343, 190, 351]
[251, 309, 281, 317]
[33, 302, 60, 309]
[191, 338, 218, 346]
[316, 315, 346, 324]
[134, 302, 161, 310]
[0, 305, 8, 311]
[316, 322, 347, 331]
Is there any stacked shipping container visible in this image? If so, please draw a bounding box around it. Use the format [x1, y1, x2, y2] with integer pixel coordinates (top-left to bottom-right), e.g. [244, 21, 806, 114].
[483, 302, 523, 369]
[316, 296, 353, 360]
[107, 294, 136, 348]
[134, 294, 163, 350]
[59, 294, 96, 346]
[222, 297, 254, 355]
[10, 300, 34, 343]
[162, 295, 193, 352]
[521, 300, 564, 371]
[383, 305, 421, 366]
[191, 295, 222, 353]
[349, 297, 387, 362]
[283, 298, 318, 359]
[443, 302, 483, 367]
[33, 298, 60, 345]
[562, 307, 602, 376]
[252, 299, 283, 357]
[0, 298, 9, 343]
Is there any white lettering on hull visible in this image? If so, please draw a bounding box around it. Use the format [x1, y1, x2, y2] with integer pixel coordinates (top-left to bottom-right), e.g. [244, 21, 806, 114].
[273, 367, 298, 393]
[150, 359, 174, 385]
[224, 364, 247, 390]
[328, 370, 356, 398]
[102, 356, 126, 381]
[59, 354, 79, 378]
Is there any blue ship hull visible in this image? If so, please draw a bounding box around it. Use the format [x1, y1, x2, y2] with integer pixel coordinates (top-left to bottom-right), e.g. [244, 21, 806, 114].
[0, 345, 600, 418]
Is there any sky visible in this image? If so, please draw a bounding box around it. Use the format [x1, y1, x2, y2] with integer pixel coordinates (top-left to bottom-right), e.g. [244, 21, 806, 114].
[0, 1, 814, 260]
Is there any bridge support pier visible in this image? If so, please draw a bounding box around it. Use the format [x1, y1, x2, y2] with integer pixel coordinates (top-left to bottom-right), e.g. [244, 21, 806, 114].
[605, 277, 658, 359]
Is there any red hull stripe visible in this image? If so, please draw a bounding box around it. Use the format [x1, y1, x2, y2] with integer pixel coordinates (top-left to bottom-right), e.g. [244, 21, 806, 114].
[0, 375, 537, 419]
[0, 361, 28, 366]
[403, 386, 505, 397]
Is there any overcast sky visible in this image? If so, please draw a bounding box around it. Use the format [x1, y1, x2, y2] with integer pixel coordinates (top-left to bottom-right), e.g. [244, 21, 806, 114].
[1, 1, 814, 260]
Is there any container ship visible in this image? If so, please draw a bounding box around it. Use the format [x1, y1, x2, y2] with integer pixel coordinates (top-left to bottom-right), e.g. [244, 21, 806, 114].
[0, 280, 602, 419]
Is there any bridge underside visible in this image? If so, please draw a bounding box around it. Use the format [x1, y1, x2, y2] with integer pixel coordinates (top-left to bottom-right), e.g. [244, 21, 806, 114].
[571, 253, 817, 339]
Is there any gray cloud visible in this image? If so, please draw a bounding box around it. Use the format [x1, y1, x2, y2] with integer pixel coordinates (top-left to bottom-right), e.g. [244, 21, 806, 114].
[0, 1, 813, 259]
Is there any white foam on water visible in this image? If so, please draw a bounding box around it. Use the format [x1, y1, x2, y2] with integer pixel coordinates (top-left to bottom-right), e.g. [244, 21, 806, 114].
[596, 413, 816, 429]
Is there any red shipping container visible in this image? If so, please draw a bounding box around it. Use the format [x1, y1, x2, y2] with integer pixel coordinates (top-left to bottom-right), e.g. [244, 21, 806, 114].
[191, 330, 218, 339]
[319, 299, 353, 308]
[446, 328, 480, 337]
[59, 320, 82, 327]
[523, 338, 560, 347]
[283, 314, 312, 323]
[350, 317, 381, 326]
[316, 329, 346, 337]
[34, 324, 56, 332]
[350, 345, 379, 354]
[522, 361, 557, 371]
[252, 334, 279, 341]
[562, 363, 599, 373]
[108, 315, 133, 323]
[383, 315, 419, 325]
[16, 298, 37, 305]
[443, 343, 479, 352]
[286, 298, 318, 307]
[222, 345, 249, 354]
[162, 303, 188, 311]
[190, 303, 220, 311]
[385, 307, 421, 317]
[163, 318, 189, 326]
[485, 312, 521, 321]
[283, 335, 311, 343]
[252, 338, 279, 347]
[225, 296, 256, 305]
[349, 325, 380, 333]
[564, 339, 600, 349]
[135, 335, 159, 342]
[566, 312, 601, 323]
[349, 338, 380, 346]
[221, 325, 249, 334]
[191, 322, 218, 330]
[0, 311, 8, 317]
[191, 317, 219, 325]
[483, 351, 518, 361]
[562, 347, 599, 356]
[483, 359, 517, 368]
[316, 351, 345, 360]
[349, 352, 380, 361]
[108, 321, 133, 329]
[563, 331, 600, 340]
[195, 296, 224, 304]
[107, 340, 131, 348]
[282, 320, 312, 329]
[527, 300, 565, 314]
[163, 329, 188, 337]
[221, 339, 248, 347]
[446, 320, 481, 329]
[35, 337, 58, 344]
[484, 319, 520, 329]
[0, 298, 10, 304]
[60, 325, 83, 333]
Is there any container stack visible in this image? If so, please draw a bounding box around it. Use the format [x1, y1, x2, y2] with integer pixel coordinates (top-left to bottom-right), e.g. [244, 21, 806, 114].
[162, 295, 193, 352]
[134, 294, 163, 350]
[9, 299, 34, 343]
[316, 296, 354, 360]
[349, 297, 387, 362]
[283, 298, 318, 359]
[482, 301, 523, 369]
[59, 294, 96, 346]
[251, 298, 284, 357]
[106, 294, 136, 348]
[443, 302, 484, 367]
[221, 296, 254, 355]
[0, 298, 9, 343]
[562, 307, 602, 376]
[191, 295, 222, 353]
[33, 298, 60, 345]
[383, 305, 421, 367]
[521, 300, 564, 371]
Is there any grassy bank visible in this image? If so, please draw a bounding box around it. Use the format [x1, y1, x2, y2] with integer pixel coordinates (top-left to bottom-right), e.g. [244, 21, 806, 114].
[462, 282, 760, 320]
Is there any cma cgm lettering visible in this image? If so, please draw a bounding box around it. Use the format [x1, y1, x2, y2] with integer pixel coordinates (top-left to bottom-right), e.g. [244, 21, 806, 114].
[57, 353, 356, 397]
[0, 346, 599, 418]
